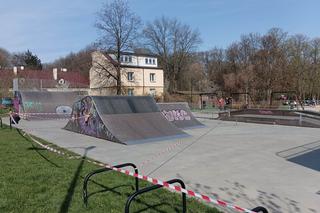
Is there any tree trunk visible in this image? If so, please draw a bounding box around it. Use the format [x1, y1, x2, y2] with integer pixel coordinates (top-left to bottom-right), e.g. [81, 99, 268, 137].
[116, 64, 121, 95]
[116, 48, 122, 95]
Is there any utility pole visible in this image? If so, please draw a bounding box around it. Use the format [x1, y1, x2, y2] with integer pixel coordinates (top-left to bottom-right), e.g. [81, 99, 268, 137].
[190, 78, 193, 105]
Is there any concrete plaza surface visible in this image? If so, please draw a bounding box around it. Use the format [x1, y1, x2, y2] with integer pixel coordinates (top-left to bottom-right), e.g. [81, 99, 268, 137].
[4, 116, 320, 213]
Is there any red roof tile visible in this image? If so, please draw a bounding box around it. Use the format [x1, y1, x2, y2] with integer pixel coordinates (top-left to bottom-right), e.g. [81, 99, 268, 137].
[0, 69, 89, 88]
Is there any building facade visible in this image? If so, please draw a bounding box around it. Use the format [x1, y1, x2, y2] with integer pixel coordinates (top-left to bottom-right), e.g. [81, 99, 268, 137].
[89, 51, 164, 98]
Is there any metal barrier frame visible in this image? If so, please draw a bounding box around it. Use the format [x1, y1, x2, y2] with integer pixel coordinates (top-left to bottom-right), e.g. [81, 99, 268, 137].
[83, 163, 139, 206]
[125, 178, 186, 213]
[252, 206, 268, 213]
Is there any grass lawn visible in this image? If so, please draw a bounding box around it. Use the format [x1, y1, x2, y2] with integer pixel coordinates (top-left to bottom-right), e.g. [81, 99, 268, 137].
[0, 125, 221, 213]
[0, 108, 10, 117]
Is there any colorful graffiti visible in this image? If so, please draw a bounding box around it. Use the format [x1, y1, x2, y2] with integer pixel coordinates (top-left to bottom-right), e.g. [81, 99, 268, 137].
[67, 96, 116, 142]
[161, 109, 191, 122]
[23, 101, 43, 112]
[56, 106, 72, 114]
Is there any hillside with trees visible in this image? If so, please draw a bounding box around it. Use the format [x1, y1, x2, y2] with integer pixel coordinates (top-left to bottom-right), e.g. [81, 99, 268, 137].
[2, 0, 320, 102]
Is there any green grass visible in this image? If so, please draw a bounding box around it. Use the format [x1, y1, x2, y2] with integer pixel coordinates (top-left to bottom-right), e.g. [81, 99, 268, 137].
[0, 107, 10, 117]
[0, 126, 220, 213]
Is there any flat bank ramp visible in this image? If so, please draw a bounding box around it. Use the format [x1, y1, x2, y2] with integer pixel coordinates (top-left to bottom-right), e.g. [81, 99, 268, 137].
[18, 91, 82, 119]
[157, 102, 204, 129]
[64, 96, 188, 145]
[219, 109, 320, 128]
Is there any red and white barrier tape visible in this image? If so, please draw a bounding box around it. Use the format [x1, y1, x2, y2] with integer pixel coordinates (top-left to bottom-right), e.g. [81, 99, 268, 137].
[140, 139, 183, 171]
[102, 164, 255, 213]
[19, 112, 67, 115]
[18, 113, 89, 121]
[9, 114, 257, 213]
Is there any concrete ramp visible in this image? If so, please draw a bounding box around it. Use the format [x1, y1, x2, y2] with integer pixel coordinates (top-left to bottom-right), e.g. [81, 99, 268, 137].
[64, 96, 188, 145]
[18, 91, 83, 119]
[219, 108, 320, 128]
[157, 102, 204, 129]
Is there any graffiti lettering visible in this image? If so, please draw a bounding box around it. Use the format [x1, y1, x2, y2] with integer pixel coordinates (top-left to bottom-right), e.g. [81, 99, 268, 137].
[162, 110, 191, 122]
[23, 101, 43, 112]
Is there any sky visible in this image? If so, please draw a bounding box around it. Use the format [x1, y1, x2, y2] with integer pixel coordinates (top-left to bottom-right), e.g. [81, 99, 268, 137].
[1, 0, 320, 63]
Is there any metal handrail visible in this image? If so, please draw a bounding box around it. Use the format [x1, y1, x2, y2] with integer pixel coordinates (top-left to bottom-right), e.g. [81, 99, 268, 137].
[252, 206, 268, 213]
[124, 178, 186, 213]
[83, 163, 139, 206]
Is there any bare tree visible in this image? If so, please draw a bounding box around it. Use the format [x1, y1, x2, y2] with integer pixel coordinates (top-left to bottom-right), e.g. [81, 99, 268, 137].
[95, 0, 141, 95]
[143, 16, 201, 93]
[0, 47, 11, 69]
[48, 44, 96, 76]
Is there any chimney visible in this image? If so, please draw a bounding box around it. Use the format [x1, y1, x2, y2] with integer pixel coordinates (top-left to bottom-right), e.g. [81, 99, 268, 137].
[53, 68, 58, 80]
[13, 66, 18, 75]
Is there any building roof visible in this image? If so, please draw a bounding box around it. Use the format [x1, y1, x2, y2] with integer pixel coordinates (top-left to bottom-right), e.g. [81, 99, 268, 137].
[106, 51, 158, 58]
[0, 69, 89, 88]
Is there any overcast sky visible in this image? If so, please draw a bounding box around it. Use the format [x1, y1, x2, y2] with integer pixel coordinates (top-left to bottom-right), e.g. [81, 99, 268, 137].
[1, 0, 319, 63]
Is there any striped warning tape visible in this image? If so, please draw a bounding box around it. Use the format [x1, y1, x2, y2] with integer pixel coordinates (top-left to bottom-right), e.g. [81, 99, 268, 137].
[140, 139, 183, 171]
[9, 114, 258, 213]
[19, 112, 68, 115]
[103, 165, 255, 213]
[20, 115, 70, 121]
[140, 119, 225, 172]
[18, 113, 88, 121]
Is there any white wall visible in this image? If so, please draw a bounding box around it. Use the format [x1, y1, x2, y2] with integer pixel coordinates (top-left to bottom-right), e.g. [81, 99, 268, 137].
[108, 53, 158, 68]
[137, 56, 158, 68]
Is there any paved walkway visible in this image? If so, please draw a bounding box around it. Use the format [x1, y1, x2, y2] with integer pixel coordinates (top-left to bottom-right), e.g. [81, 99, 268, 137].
[3, 116, 320, 213]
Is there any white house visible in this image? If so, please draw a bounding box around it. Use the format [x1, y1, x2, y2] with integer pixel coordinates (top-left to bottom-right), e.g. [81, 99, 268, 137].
[89, 51, 164, 98]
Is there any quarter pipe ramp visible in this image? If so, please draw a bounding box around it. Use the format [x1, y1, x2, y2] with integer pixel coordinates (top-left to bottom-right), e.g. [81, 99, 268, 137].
[64, 96, 189, 145]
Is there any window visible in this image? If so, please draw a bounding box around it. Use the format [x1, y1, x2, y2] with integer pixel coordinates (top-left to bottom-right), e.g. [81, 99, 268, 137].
[150, 73, 156, 82]
[145, 57, 156, 64]
[149, 88, 156, 97]
[121, 56, 132, 63]
[127, 72, 134, 81]
[128, 88, 134, 96]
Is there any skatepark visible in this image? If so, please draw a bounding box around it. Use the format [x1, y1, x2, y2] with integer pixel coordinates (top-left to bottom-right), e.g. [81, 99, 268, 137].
[4, 91, 320, 213]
